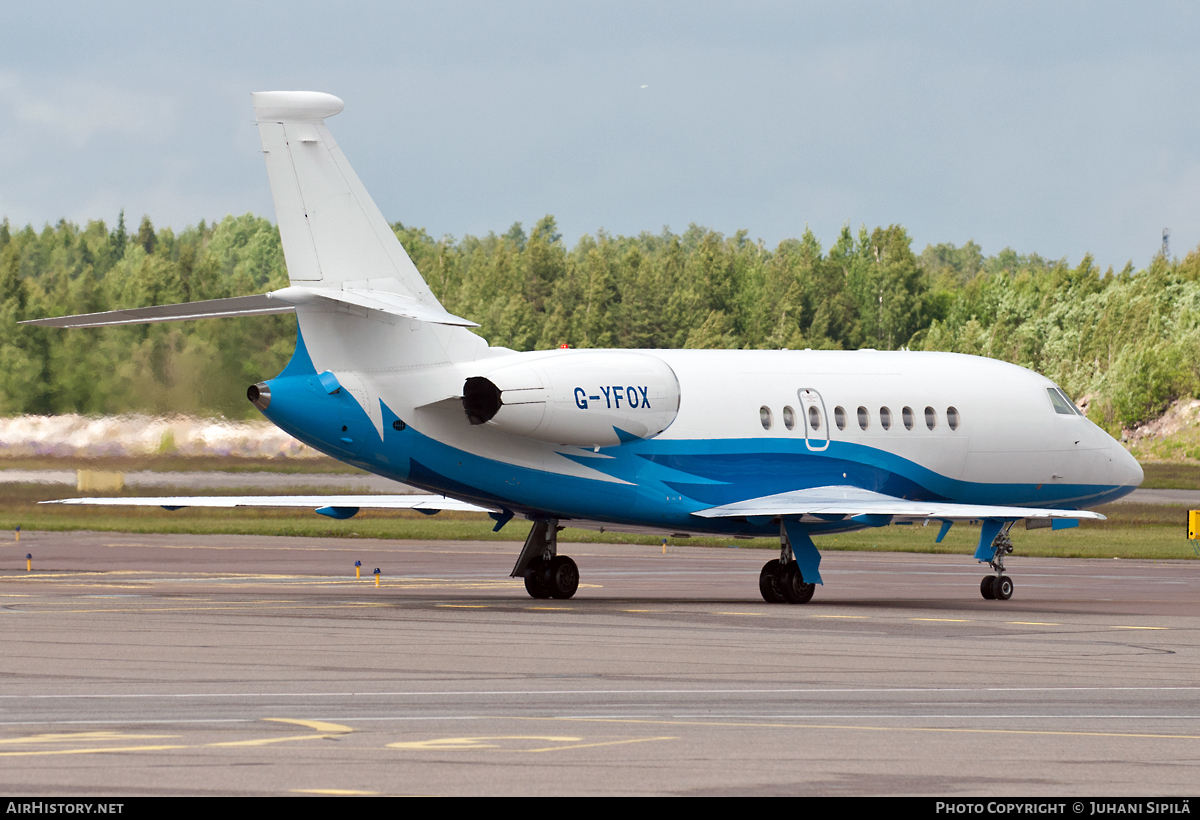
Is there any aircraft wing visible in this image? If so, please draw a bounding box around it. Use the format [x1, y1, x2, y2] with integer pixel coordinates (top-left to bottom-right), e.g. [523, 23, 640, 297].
[690, 485, 1105, 523]
[43, 494, 496, 515]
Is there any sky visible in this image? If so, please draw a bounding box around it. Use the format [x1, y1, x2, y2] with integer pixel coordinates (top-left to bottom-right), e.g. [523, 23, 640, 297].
[2, 1, 1199, 270]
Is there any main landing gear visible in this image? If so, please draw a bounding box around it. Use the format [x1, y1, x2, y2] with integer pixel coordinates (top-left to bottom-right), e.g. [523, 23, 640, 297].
[511, 518, 579, 600]
[759, 527, 815, 604]
[979, 528, 1015, 601]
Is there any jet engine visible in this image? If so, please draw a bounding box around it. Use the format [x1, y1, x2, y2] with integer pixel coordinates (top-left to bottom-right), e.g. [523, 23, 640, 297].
[462, 351, 680, 447]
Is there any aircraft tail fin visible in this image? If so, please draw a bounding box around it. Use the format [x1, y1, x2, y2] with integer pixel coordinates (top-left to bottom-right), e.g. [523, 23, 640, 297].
[251, 91, 437, 304]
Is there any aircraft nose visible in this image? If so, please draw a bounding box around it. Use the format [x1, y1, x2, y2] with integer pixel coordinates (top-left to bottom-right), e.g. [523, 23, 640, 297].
[1112, 440, 1143, 488]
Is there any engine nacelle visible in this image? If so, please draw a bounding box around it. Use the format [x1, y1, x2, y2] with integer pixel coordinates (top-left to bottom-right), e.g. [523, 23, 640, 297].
[462, 351, 680, 447]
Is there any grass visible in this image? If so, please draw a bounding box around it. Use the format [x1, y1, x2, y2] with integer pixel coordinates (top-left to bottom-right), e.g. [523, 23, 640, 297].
[1139, 462, 1200, 489]
[1127, 422, 1200, 464]
[0, 483, 1194, 561]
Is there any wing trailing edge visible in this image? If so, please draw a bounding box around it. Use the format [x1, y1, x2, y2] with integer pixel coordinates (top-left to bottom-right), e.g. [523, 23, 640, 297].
[691, 485, 1105, 524]
[43, 494, 496, 513]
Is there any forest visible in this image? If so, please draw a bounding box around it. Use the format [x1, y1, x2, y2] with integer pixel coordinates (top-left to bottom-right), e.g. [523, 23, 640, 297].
[1, 211, 1198, 434]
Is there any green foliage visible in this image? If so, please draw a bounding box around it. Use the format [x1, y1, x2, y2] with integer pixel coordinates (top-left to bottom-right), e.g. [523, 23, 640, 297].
[0, 214, 295, 418]
[3, 211, 1198, 430]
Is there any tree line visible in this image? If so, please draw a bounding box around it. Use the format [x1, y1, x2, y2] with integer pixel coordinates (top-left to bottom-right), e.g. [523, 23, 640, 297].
[2, 211, 1198, 431]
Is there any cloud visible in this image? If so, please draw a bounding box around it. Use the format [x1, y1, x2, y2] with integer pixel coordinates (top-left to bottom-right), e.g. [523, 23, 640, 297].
[0, 73, 177, 147]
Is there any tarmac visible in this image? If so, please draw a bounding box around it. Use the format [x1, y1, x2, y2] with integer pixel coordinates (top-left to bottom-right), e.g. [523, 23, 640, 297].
[2, 532, 1199, 796]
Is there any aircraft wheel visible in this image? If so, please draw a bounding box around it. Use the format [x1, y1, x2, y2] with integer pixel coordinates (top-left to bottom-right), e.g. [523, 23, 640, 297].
[524, 560, 552, 599]
[781, 564, 815, 604]
[994, 575, 1014, 601]
[759, 560, 786, 603]
[980, 576, 996, 600]
[544, 555, 579, 600]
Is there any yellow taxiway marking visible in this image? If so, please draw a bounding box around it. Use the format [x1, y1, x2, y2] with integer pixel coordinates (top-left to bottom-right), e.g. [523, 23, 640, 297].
[0, 731, 179, 746]
[385, 735, 674, 753]
[622, 609, 655, 612]
[292, 789, 380, 796]
[712, 611, 763, 616]
[0, 718, 351, 757]
[911, 618, 970, 622]
[9, 602, 392, 615]
[0, 743, 188, 757]
[1008, 622, 1061, 626]
[264, 718, 354, 734]
[524, 736, 675, 753]
[535, 716, 1200, 742]
[1110, 626, 1168, 630]
[388, 735, 581, 751]
[811, 614, 869, 619]
[527, 606, 572, 611]
[436, 604, 490, 609]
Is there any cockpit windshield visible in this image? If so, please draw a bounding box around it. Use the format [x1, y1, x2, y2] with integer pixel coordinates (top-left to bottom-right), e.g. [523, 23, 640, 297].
[1047, 387, 1081, 416]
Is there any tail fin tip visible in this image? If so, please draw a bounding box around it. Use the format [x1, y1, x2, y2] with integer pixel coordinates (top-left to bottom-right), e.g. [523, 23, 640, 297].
[252, 91, 344, 123]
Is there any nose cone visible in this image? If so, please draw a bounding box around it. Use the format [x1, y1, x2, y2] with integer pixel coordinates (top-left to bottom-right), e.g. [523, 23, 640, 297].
[1112, 439, 1143, 488]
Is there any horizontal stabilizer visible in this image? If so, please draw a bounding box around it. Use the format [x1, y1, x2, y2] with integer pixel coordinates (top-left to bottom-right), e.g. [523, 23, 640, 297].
[20, 295, 292, 328]
[43, 494, 496, 513]
[22, 284, 478, 329]
[692, 485, 1105, 523]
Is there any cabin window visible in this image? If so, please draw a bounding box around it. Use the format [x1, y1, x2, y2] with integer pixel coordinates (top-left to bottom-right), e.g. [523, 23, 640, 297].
[834, 406, 846, 430]
[947, 406, 960, 430]
[808, 406, 821, 431]
[925, 406, 937, 430]
[857, 406, 869, 430]
[1047, 388, 1076, 415]
[902, 406, 914, 430]
[760, 406, 773, 430]
[880, 406, 892, 430]
[783, 405, 796, 430]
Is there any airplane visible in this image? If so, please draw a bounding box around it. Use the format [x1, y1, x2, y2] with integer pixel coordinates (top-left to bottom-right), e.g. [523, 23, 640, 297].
[23, 91, 1144, 604]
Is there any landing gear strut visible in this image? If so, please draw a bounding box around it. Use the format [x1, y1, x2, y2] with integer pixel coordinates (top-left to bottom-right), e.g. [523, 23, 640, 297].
[759, 524, 815, 604]
[979, 527, 1015, 601]
[511, 518, 579, 599]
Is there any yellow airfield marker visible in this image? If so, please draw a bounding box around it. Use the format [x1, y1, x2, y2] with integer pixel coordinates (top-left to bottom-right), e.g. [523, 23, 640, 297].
[374, 568, 381, 587]
[26, 553, 32, 572]
[355, 560, 361, 579]
[812, 614, 868, 619]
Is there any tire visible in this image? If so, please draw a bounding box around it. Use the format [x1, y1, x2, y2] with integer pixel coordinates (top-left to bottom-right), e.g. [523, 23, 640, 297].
[544, 555, 579, 600]
[524, 559, 552, 599]
[781, 564, 816, 604]
[980, 575, 996, 600]
[994, 575, 1013, 601]
[759, 560, 786, 603]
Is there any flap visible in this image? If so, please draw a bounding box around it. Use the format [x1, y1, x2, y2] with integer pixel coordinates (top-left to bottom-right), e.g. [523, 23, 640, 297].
[691, 485, 1105, 523]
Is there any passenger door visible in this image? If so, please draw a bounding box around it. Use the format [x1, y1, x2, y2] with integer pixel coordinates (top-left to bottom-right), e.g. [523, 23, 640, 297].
[798, 388, 830, 451]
